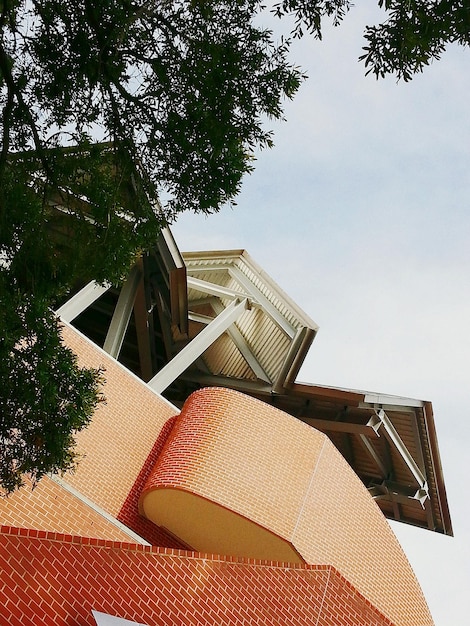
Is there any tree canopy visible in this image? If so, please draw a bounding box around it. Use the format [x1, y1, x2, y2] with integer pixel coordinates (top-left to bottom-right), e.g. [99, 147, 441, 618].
[1, 0, 469, 493]
[0, 0, 304, 493]
[274, 1, 470, 81]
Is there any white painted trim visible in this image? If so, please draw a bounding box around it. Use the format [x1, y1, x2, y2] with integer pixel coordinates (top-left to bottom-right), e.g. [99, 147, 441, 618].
[103, 266, 142, 358]
[57, 319, 179, 412]
[50, 475, 151, 546]
[55, 281, 110, 322]
[148, 298, 250, 394]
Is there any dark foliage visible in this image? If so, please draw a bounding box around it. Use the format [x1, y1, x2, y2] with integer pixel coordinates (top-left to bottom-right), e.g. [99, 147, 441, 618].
[273, 1, 470, 81]
[1, 0, 465, 492]
[0, 0, 303, 493]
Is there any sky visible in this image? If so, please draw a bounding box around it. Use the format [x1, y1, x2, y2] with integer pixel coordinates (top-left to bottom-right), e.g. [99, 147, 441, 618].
[171, 5, 470, 625]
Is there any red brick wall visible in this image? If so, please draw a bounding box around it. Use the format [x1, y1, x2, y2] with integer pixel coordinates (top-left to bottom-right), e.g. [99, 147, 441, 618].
[141, 387, 434, 626]
[0, 525, 393, 626]
[116, 415, 188, 548]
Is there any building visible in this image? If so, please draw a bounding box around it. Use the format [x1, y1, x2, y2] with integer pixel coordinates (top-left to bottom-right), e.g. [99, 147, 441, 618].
[1, 228, 451, 626]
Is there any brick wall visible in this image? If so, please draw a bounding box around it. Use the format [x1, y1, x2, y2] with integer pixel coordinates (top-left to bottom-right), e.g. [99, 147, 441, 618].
[0, 476, 135, 543]
[116, 415, 188, 548]
[0, 324, 183, 548]
[60, 323, 180, 519]
[0, 327, 434, 626]
[1, 525, 393, 626]
[141, 387, 434, 626]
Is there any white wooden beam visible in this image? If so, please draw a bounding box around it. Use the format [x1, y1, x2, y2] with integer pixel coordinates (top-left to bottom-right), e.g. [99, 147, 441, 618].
[103, 266, 142, 358]
[56, 281, 109, 322]
[211, 299, 271, 384]
[375, 409, 428, 492]
[188, 311, 215, 324]
[358, 434, 389, 478]
[187, 275, 253, 302]
[148, 298, 249, 394]
[363, 394, 424, 409]
[272, 326, 307, 393]
[228, 267, 295, 338]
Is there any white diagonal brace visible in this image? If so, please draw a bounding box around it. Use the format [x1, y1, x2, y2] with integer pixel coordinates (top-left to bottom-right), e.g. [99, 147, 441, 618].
[375, 409, 428, 492]
[358, 434, 389, 478]
[148, 298, 250, 395]
[188, 311, 215, 325]
[56, 281, 110, 322]
[211, 299, 271, 384]
[187, 276, 253, 302]
[103, 266, 142, 358]
[228, 266, 295, 338]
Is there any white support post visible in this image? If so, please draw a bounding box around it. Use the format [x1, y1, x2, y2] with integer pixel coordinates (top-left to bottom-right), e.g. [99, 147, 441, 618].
[187, 275, 253, 302]
[56, 281, 110, 322]
[103, 266, 142, 358]
[272, 326, 307, 393]
[375, 409, 428, 493]
[228, 266, 295, 338]
[148, 298, 249, 395]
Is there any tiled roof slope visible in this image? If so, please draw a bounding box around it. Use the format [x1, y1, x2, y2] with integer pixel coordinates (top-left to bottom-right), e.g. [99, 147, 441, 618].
[1, 526, 393, 626]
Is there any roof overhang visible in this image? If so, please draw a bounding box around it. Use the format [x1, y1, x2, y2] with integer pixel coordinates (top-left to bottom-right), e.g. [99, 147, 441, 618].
[273, 383, 452, 535]
[56, 231, 452, 536]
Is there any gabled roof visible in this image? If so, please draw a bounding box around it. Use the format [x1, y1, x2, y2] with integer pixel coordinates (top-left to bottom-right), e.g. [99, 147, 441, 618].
[160, 248, 318, 394]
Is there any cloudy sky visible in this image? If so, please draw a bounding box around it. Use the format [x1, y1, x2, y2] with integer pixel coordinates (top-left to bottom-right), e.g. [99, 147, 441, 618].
[171, 5, 470, 625]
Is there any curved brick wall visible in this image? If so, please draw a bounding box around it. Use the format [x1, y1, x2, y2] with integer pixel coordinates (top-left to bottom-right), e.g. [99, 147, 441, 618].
[2, 325, 194, 549]
[140, 387, 433, 626]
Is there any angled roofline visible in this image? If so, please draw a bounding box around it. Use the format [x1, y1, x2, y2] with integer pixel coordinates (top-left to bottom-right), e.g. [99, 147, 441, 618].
[55, 229, 452, 537]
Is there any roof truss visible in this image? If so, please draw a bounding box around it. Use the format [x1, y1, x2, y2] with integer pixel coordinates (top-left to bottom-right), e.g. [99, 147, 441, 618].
[55, 238, 451, 536]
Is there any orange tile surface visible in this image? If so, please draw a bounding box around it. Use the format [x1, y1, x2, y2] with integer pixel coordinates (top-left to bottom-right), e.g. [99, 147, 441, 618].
[1, 326, 435, 625]
[141, 387, 434, 626]
[61, 323, 180, 518]
[0, 475, 134, 542]
[1, 525, 393, 626]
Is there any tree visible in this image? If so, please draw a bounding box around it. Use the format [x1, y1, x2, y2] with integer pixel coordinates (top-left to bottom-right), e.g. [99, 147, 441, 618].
[273, 1, 470, 81]
[0, 291, 104, 494]
[1, 0, 468, 493]
[0, 0, 303, 493]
